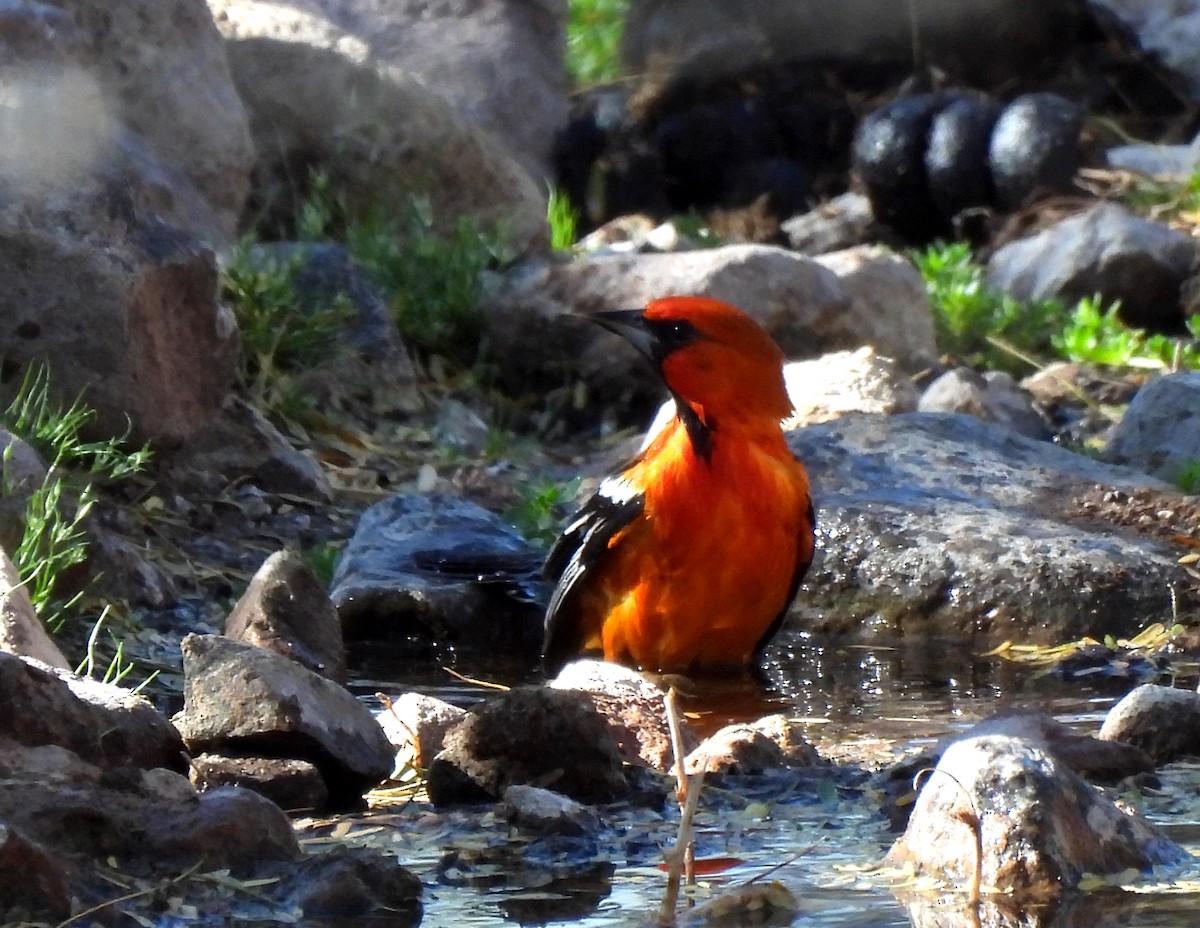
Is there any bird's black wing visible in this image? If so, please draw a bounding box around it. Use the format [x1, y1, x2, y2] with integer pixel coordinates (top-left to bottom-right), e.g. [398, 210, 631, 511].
[542, 474, 645, 672]
[752, 496, 817, 662]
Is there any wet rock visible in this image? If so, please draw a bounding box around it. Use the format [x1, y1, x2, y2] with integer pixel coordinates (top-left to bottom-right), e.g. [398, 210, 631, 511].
[0, 822, 72, 923]
[377, 692, 468, 772]
[685, 716, 822, 775]
[1104, 371, 1200, 483]
[925, 95, 1003, 222]
[210, 0, 549, 255]
[549, 658, 690, 771]
[484, 244, 937, 415]
[887, 734, 1189, 901]
[988, 92, 1084, 211]
[173, 634, 393, 808]
[917, 367, 1050, 440]
[1107, 137, 1200, 180]
[0, 185, 239, 446]
[226, 549, 347, 682]
[285, 846, 422, 922]
[785, 412, 1197, 644]
[330, 494, 545, 663]
[852, 93, 954, 243]
[170, 396, 331, 498]
[189, 753, 330, 812]
[0, 549, 68, 669]
[986, 202, 1196, 331]
[0, 652, 185, 771]
[426, 686, 628, 805]
[782, 192, 878, 255]
[965, 709, 1154, 782]
[503, 784, 602, 837]
[1098, 684, 1200, 764]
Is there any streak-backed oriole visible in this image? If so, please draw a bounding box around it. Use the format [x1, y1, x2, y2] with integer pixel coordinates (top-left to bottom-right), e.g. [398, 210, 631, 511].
[542, 296, 815, 674]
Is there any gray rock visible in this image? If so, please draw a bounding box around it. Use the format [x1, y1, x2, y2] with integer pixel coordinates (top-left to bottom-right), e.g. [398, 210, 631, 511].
[986, 202, 1196, 331]
[0, 652, 185, 771]
[189, 753, 331, 812]
[1098, 684, 1200, 764]
[888, 734, 1189, 902]
[782, 192, 878, 255]
[0, 822, 71, 923]
[1090, 0, 1200, 101]
[484, 244, 936, 410]
[174, 634, 393, 807]
[226, 549, 347, 682]
[785, 412, 1197, 644]
[330, 493, 545, 661]
[377, 691, 467, 772]
[918, 367, 1050, 439]
[0, 430, 46, 554]
[0, 549, 68, 670]
[209, 0, 550, 256]
[549, 659, 688, 771]
[502, 784, 601, 837]
[1104, 371, 1200, 484]
[426, 686, 628, 805]
[0, 185, 239, 446]
[684, 718, 822, 776]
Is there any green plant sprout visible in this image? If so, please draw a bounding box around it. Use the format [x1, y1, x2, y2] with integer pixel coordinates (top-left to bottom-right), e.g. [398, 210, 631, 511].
[506, 476, 583, 548]
[1053, 298, 1200, 370]
[567, 0, 629, 87]
[547, 185, 579, 252]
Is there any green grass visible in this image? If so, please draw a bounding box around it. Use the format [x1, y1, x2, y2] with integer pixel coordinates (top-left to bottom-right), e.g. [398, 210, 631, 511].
[1053, 298, 1200, 370]
[3, 365, 150, 633]
[567, 0, 629, 87]
[912, 242, 1063, 372]
[505, 476, 582, 547]
[548, 186, 579, 252]
[296, 175, 506, 371]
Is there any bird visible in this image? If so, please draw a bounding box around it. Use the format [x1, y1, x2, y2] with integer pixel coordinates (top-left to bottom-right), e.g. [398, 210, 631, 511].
[542, 295, 815, 675]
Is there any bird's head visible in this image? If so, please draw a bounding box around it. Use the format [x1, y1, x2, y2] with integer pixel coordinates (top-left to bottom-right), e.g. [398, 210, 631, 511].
[591, 296, 792, 430]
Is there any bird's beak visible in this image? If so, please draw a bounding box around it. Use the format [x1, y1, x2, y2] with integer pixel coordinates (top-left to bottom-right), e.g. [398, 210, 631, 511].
[589, 309, 656, 360]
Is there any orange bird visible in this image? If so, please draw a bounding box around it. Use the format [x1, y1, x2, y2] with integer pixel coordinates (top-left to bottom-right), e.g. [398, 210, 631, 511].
[542, 296, 815, 675]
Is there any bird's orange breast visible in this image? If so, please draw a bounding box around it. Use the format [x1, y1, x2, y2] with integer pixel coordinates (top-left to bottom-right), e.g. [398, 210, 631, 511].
[580, 422, 812, 672]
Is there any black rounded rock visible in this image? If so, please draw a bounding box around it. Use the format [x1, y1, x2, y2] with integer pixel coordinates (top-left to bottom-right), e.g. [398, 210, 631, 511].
[988, 92, 1084, 212]
[721, 156, 813, 220]
[925, 94, 1003, 222]
[852, 92, 954, 243]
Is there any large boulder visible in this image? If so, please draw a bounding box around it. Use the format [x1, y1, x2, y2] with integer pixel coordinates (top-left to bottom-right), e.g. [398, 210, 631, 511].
[2, 0, 253, 245]
[785, 412, 1198, 645]
[208, 0, 550, 254]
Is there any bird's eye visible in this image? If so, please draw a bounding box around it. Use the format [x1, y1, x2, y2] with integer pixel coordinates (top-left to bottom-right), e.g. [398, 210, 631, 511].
[652, 318, 702, 355]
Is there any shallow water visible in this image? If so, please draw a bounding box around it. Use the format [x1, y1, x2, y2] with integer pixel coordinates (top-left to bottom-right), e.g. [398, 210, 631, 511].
[324, 631, 1200, 928]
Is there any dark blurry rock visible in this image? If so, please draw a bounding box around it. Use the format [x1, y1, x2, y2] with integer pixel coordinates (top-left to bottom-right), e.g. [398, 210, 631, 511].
[0, 652, 186, 771]
[0, 822, 72, 923]
[0, 550, 68, 669]
[684, 717, 822, 775]
[285, 846, 422, 922]
[377, 692, 468, 771]
[330, 493, 545, 663]
[1090, 0, 1200, 101]
[189, 753, 330, 812]
[782, 192, 878, 255]
[918, 367, 1050, 440]
[426, 686, 628, 805]
[853, 93, 953, 243]
[246, 242, 404, 361]
[1098, 684, 1200, 764]
[549, 659, 689, 771]
[502, 784, 602, 837]
[986, 203, 1196, 331]
[887, 734, 1188, 902]
[786, 412, 1197, 644]
[85, 525, 176, 610]
[988, 92, 1084, 211]
[1104, 372, 1200, 483]
[226, 549, 347, 682]
[170, 396, 331, 499]
[720, 156, 813, 219]
[925, 95, 1003, 221]
[174, 634, 393, 808]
